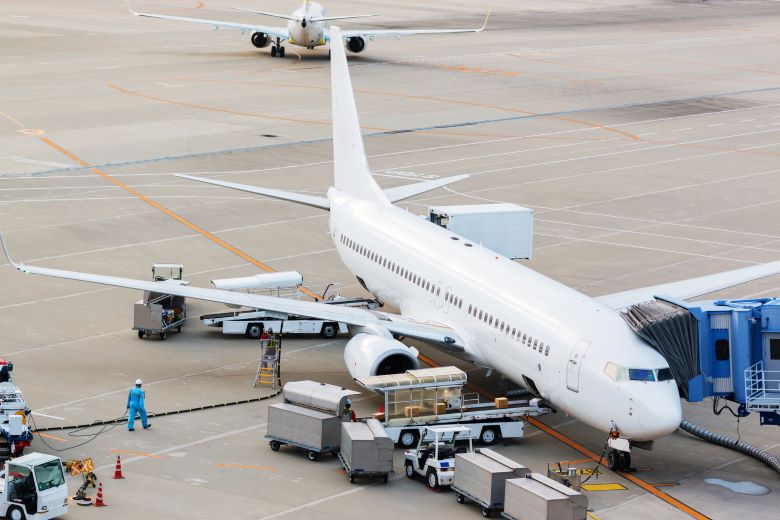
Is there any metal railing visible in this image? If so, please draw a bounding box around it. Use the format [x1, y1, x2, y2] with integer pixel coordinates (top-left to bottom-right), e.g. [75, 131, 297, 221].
[745, 361, 780, 412]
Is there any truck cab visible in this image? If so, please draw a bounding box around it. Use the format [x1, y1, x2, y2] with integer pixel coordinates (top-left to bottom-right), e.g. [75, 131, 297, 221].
[404, 425, 473, 489]
[0, 453, 68, 520]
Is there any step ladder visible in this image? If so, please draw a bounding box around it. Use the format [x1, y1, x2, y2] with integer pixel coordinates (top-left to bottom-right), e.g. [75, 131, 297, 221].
[254, 335, 282, 388]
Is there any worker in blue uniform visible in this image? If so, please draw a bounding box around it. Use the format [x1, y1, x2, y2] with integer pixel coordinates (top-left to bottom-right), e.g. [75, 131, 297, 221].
[127, 379, 151, 431]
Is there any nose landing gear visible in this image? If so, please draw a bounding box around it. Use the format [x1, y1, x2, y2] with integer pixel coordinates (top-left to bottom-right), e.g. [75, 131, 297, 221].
[607, 449, 631, 471]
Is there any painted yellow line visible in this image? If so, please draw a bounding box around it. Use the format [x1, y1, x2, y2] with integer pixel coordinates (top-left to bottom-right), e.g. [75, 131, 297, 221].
[0, 110, 25, 128]
[216, 463, 278, 472]
[36, 432, 67, 442]
[581, 483, 627, 491]
[587, 513, 600, 520]
[36, 135, 322, 301]
[111, 449, 162, 459]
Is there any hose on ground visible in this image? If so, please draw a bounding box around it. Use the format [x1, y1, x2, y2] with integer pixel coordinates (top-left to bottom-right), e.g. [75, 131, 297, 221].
[679, 420, 780, 476]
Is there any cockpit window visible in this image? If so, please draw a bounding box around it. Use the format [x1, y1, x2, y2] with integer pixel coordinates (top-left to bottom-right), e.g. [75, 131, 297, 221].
[605, 363, 673, 382]
[628, 369, 655, 382]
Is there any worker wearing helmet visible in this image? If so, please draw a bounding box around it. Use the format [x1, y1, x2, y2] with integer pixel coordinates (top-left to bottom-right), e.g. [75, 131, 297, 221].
[127, 379, 150, 431]
[342, 399, 357, 422]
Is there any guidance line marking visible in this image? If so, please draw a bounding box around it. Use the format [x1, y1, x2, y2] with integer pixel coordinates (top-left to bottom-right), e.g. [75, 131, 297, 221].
[415, 354, 709, 520]
[35, 135, 321, 301]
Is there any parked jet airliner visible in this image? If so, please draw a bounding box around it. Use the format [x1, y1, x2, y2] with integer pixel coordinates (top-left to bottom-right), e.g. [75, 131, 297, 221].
[128, 1, 488, 58]
[5, 26, 780, 470]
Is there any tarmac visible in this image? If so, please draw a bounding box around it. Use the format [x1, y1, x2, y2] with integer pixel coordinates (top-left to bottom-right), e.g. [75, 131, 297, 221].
[1, 0, 780, 518]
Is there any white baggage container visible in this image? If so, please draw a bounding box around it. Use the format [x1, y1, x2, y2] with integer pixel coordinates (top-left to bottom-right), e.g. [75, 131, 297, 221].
[283, 380, 359, 415]
[266, 403, 343, 459]
[453, 448, 530, 511]
[340, 419, 394, 481]
[503, 473, 587, 520]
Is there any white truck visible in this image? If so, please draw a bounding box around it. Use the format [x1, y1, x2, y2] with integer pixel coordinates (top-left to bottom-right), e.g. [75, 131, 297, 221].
[200, 296, 377, 339]
[0, 360, 32, 460]
[404, 425, 473, 489]
[356, 367, 549, 448]
[0, 453, 68, 520]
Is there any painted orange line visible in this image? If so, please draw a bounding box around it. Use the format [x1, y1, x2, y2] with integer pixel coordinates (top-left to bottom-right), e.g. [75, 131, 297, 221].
[36, 135, 322, 300]
[0, 110, 25, 128]
[416, 352, 709, 520]
[36, 432, 67, 442]
[112, 449, 162, 459]
[216, 463, 278, 472]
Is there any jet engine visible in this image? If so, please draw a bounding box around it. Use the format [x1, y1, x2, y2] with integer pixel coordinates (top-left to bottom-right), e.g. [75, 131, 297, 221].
[251, 32, 271, 48]
[346, 37, 366, 53]
[343, 333, 419, 379]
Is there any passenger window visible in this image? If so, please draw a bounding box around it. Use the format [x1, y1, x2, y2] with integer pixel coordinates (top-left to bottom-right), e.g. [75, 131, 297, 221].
[544, 345, 550, 356]
[533, 340, 538, 350]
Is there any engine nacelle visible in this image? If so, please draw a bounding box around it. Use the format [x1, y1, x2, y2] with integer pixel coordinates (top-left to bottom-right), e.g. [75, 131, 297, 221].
[343, 334, 419, 379]
[346, 37, 366, 54]
[251, 32, 271, 48]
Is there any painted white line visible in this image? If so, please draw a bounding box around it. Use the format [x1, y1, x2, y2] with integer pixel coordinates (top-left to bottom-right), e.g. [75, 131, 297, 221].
[707, 123, 724, 127]
[672, 128, 691, 132]
[637, 132, 658, 136]
[31, 412, 65, 421]
[257, 475, 403, 520]
[740, 119, 757, 123]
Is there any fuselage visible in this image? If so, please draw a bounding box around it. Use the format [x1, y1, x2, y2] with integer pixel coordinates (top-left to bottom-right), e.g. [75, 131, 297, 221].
[287, 2, 327, 49]
[327, 189, 682, 441]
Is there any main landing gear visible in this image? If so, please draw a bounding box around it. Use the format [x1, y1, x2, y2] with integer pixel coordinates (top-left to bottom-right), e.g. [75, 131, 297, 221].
[270, 37, 286, 58]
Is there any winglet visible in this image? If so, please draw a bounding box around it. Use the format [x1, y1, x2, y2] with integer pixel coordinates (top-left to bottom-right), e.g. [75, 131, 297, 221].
[0, 233, 22, 270]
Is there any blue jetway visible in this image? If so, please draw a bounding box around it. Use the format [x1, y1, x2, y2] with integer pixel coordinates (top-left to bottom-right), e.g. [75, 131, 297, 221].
[623, 298, 780, 426]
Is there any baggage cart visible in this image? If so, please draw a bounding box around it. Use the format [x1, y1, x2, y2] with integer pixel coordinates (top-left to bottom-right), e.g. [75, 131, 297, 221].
[452, 448, 530, 518]
[339, 419, 393, 483]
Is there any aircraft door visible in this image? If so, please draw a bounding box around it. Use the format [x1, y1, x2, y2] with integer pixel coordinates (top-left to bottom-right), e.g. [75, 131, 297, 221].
[566, 339, 591, 392]
[764, 334, 780, 391]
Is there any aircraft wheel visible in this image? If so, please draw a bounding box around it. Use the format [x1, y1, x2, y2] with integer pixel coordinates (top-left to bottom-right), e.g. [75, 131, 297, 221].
[620, 450, 631, 471]
[607, 449, 620, 471]
[271, 46, 277, 57]
[279, 46, 285, 58]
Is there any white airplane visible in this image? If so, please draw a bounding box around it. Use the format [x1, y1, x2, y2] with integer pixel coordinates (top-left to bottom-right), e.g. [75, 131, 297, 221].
[128, 1, 489, 58]
[5, 26, 780, 470]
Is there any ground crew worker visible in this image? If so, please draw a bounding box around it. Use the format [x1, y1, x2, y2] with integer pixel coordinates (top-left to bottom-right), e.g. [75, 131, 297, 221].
[342, 399, 357, 422]
[127, 379, 151, 431]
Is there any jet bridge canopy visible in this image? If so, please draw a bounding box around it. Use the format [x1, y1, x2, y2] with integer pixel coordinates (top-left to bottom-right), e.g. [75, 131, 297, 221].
[622, 298, 699, 399]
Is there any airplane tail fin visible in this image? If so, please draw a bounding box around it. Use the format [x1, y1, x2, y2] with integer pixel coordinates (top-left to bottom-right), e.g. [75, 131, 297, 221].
[329, 26, 389, 205]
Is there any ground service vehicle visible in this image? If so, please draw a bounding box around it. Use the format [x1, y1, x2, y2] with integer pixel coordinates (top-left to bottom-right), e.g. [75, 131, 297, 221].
[404, 425, 473, 489]
[0, 453, 68, 520]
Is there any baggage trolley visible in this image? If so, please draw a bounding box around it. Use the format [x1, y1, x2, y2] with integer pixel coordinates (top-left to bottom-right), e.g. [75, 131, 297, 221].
[337, 451, 390, 484]
[265, 434, 339, 462]
[453, 484, 503, 518]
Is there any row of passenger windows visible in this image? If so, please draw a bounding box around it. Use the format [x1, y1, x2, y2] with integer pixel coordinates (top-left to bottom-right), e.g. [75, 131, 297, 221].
[339, 233, 550, 358]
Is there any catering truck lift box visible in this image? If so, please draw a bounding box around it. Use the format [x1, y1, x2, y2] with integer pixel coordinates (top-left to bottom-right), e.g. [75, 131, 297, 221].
[502, 473, 587, 520]
[134, 263, 188, 340]
[266, 381, 359, 461]
[452, 448, 530, 517]
[429, 204, 533, 260]
[339, 419, 394, 482]
[0, 452, 68, 520]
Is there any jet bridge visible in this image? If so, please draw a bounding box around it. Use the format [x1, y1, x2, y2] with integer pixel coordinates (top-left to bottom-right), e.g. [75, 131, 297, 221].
[623, 297, 780, 426]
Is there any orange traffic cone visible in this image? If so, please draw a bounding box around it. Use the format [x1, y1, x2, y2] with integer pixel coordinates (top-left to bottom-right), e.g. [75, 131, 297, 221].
[379, 404, 384, 414]
[94, 482, 106, 507]
[112, 456, 125, 479]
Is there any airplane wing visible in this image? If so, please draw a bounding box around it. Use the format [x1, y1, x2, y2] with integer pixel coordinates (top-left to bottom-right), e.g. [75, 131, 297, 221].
[129, 6, 289, 40]
[596, 260, 780, 310]
[331, 12, 489, 41]
[1, 235, 465, 349]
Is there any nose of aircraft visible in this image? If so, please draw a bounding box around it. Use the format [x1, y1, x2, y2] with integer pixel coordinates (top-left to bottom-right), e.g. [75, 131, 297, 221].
[636, 383, 683, 440]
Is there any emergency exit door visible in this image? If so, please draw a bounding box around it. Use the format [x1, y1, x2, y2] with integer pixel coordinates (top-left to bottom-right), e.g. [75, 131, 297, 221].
[566, 339, 591, 392]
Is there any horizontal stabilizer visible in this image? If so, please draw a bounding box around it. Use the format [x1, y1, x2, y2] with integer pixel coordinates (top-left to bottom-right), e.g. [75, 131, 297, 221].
[310, 14, 378, 22]
[227, 6, 297, 20]
[176, 174, 329, 210]
[383, 174, 469, 203]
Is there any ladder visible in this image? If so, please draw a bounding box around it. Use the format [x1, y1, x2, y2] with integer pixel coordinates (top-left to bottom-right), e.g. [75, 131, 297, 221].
[254, 334, 282, 388]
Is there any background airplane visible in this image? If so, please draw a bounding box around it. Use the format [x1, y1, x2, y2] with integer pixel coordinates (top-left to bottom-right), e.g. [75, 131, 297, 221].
[128, 0, 489, 57]
[6, 25, 780, 469]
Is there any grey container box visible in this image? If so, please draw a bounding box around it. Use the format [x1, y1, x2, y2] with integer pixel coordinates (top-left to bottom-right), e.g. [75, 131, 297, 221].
[267, 403, 343, 451]
[453, 448, 530, 508]
[504, 473, 588, 520]
[340, 419, 394, 473]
